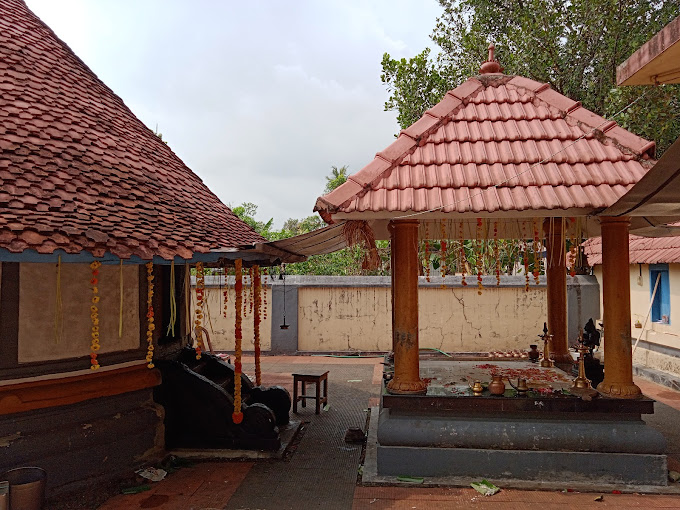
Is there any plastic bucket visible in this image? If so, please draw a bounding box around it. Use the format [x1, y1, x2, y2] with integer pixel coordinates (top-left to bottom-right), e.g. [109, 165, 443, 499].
[0, 467, 46, 510]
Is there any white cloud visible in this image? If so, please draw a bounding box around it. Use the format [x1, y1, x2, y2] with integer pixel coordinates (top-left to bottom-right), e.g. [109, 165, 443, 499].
[25, 0, 442, 227]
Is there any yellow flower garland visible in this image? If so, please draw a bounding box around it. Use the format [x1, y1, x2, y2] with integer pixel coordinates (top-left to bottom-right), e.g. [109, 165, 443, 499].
[145, 261, 155, 368]
[89, 260, 102, 370]
[194, 262, 206, 359]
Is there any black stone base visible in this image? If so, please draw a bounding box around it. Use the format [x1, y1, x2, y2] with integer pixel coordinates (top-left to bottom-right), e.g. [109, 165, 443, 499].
[377, 445, 668, 486]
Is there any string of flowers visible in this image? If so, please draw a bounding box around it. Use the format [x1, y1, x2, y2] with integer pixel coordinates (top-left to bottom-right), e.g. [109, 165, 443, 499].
[440, 220, 447, 287]
[532, 218, 541, 285]
[89, 261, 102, 370]
[253, 265, 262, 386]
[459, 221, 467, 286]
[194, 262, 206, 360]
[476, 218, 483, 295]
[424, 222, 431, 282]
[243, 270, 249, 318]
[145, 261, 155, 368]
[263, 267, 268, 320]
[494, 221, 501, 286]
[249, 266, 254, 315]
[223, 267, 229, 318]
[233, 258, 244, 424]
[569, 218, 577, 277]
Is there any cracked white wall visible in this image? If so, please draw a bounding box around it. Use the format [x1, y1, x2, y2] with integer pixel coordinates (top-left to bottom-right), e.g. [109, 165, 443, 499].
[297, 286, 547, 352]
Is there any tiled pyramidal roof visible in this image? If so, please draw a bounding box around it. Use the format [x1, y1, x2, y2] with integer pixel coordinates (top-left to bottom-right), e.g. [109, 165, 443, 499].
[0, 0, 264, 261]
[315, 74, 655, 222]
[584, 235, 680, 265]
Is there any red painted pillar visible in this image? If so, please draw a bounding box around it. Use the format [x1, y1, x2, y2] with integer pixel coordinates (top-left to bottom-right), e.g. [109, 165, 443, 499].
[597, 216, 641, 398]
[387, 219, 426, 395]
[543, 218, 572, 367]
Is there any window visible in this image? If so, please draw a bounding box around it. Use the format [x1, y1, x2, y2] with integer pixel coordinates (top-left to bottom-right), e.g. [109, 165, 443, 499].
[650, 264, 670, 324]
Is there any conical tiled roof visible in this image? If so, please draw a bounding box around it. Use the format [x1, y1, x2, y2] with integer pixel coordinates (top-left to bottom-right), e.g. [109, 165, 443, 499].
[0, 0, 264, 261]
[315, 73, 655, 223]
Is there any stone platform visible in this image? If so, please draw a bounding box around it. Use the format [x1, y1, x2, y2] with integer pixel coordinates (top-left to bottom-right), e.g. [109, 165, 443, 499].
[376, 358, 668, 486]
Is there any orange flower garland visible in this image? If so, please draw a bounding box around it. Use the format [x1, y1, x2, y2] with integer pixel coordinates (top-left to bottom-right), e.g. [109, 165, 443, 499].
[494, 221, 500, 286]
[440, 220, 447, 287]
[263, 267, 268, 320]
[521, 222, 530, 292]
[253, 265, 262, 386]
[145, 261, 155, 368]
[476, 218, 483, 295]
[532, 219, 541, 285]
[424, 222, 431, 282]
[459, 222, 467, 286]
[233, 259, 244, 424]
[89, 261, 102, 370]
[223, 267, 229, 318]
[194, 262, 205, 360]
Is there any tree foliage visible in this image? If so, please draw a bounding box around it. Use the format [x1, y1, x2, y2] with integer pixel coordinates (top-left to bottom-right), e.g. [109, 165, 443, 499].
[324, 165, 349, 194]
[381, 0, 680, 154]
[231, 166, 391, 276]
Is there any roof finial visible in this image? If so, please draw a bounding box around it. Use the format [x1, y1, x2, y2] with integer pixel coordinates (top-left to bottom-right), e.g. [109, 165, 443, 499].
[479, 43, 504, 74]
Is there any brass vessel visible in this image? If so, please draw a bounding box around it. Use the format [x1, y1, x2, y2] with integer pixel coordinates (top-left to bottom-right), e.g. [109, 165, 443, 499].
[469, 380, 484, 396]
[488, 375, 506, 395]
[507, 378, 530, 395]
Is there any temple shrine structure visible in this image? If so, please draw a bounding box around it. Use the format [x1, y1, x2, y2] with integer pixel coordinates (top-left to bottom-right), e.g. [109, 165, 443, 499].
[314, 45, 670, 486]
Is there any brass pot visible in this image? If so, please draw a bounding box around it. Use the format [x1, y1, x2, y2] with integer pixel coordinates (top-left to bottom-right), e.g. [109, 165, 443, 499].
[488, 375, 506, 396]
[469, 380, 484, 396]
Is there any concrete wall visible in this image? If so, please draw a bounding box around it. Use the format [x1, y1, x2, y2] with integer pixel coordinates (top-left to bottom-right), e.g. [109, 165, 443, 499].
[18, 263, 140, 362]
[592, 264, 680, 378]
[191, 276, 272, 352]
[197, 275, 600, 354]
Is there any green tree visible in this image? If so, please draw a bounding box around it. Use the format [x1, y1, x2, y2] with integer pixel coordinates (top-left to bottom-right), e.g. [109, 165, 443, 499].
[231, 202, 275, 239]
[381, 0, 680, 154]
[324, 165, 349, 193]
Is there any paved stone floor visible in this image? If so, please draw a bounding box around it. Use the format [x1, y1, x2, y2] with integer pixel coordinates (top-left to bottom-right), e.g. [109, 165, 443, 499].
[92, 355, 680, 510]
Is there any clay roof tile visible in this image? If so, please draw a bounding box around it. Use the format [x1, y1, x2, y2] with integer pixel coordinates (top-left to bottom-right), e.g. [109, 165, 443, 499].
[0, 0, 263, 260]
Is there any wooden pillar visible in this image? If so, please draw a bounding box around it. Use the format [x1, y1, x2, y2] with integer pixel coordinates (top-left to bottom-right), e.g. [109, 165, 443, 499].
[597, 216, 641, 398]
[543, 218, 572, 367]
[387, 219, 426, 395]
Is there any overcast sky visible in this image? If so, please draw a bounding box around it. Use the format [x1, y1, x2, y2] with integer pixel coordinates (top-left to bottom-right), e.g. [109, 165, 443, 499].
[26, 0, 442, 228]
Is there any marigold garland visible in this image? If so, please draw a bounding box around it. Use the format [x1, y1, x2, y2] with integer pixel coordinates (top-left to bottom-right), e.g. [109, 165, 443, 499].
[89, 261, 102, 370]
[439, 220, 447, 287]
[424, 222, 431, 282]
[194, 262, 206, 360]
[532, 219, 541, 285]
[249, 266, 254, 315]
[494, 221, 500, 286]
[145, 261, 156, 368]
[223, 267, 229, 318]
[263, 267, 269, 320]
[253, 265, 262, 386]
[459, 222, 467, 286]
[476, 218, 483, 295]
[233, 259, 244, 424]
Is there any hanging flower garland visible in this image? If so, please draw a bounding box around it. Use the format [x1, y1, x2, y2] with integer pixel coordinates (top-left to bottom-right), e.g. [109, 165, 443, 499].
[223, 267, 229, 318]
[459, 221, 467, 286]
[476, 218, 483, 295]
[194, 262, 206, 360]
[89, 260, 102, 370]
[494, 221, 501, 286]
[424, 222, 431, 282]
[145, 261, 155, 368]
[249, 266, 255, 315]
[440, 220, 447, 287]
[521, 222, 530, 292]
[233, 259, 244, 424]
[263, 267, 269, 320]
[253, 265, 262, 386]
[532, 218, 541, 285]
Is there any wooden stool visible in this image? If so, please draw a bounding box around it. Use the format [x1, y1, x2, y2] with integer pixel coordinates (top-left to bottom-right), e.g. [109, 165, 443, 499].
[292, 371, 328, 415]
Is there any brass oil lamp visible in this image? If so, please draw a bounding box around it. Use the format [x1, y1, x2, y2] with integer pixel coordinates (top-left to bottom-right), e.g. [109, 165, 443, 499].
[539, 322, 554, 368]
